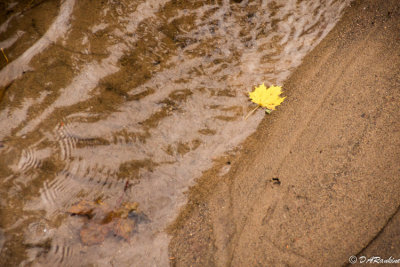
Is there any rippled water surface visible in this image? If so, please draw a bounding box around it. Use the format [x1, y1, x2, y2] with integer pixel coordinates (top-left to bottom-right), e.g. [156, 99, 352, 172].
[0, 0, 350, 265]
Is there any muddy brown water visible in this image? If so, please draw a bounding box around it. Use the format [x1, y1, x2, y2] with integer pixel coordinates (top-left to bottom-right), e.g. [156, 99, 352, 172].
[0, 0, 350, 265]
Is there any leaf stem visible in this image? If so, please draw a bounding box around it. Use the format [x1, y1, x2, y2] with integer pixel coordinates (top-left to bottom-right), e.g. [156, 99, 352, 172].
[244, 105, 259, 120]
[1, 48, 8, 63]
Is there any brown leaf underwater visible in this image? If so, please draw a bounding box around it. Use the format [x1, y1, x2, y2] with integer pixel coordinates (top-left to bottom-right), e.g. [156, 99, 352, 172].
[68, 200, 143, 245]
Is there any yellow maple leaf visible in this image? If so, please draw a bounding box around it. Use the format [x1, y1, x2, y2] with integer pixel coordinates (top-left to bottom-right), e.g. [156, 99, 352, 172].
[249, 83, 286, 110]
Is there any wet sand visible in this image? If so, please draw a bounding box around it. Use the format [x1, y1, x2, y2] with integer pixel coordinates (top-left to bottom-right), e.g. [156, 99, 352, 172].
[168, 0, 400, 266]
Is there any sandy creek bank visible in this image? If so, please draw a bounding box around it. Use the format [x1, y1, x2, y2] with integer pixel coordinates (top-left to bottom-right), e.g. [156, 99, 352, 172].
[168, 1, 400, 266]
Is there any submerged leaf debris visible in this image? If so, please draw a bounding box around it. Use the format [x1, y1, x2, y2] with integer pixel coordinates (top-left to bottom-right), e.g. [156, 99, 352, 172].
[68, 200, 147, 245]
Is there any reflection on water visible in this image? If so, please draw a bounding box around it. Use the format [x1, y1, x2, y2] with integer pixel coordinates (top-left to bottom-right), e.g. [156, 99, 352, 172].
[0, 0, 350, 265]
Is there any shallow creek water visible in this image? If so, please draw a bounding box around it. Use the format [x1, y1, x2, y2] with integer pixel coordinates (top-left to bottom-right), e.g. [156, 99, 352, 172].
[0, 0, 350, 265]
